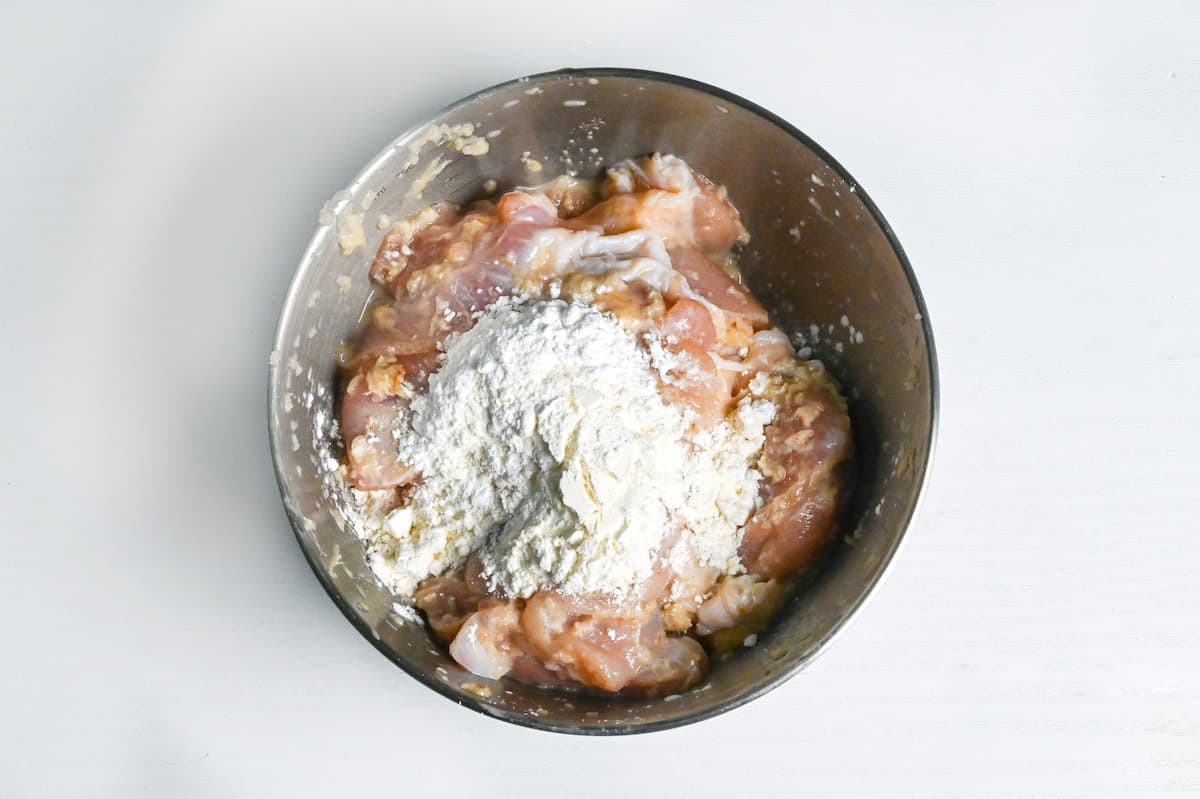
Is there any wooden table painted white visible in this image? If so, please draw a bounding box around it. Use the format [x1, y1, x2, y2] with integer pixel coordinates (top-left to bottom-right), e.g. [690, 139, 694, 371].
[1, 2, 1196, 796]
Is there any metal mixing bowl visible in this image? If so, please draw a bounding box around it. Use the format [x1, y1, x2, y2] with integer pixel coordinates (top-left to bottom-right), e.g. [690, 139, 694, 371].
[268, 68, 938, 734]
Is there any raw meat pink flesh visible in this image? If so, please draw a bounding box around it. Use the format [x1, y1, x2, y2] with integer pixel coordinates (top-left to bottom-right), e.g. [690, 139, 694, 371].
[571, 193, 692, 246]
[656, 341, 730, 428]
[696, 574, 783, 633]
[413, 571, 479, 641]
[522, 590, 706, 694]
[354, 302, 442, 361]
[449, 602, 522, 680]
[624, 632, 707, 694]
[668, 244, 769, 327]
[739, 366, 853, 580]
[414, 570, 707, 695]
[689, 175, 746, 252]
[663, 297, 717, 350]
[340, 378, 416, 490]
[521, 592, 647, 692]
[595, 154, 746, 252]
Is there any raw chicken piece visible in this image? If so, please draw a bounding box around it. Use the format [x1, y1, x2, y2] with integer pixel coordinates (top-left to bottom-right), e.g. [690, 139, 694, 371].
[531, 612, 648, 691]
[449, 601, 523, 680]
[696, 574, 788, 632]
[421, 558, 710, 693]
[624, 631, 707, 695]
[695, 574, 792, 654]
[662, 297, 718, 350]
[506, 652, 575, 688]
[668, 244, 769, 328]
[598, 154, 747, 252]
[657, 551, 721, 633]
[340, 376, 416, 490]
[340, 375, 396, 443]
[514, 590, 705, 694]
[347, 302, 449, 401]
[369, 193, 553, 306]
[562, 270, 666, 334]
[352, 301, 442, 364]
[369, 203, 464, 293]
[655, 341, 731, 429]
[571, 192, 694, 250]
[688, 175, 746, 253]
[740, 329, 795, 373]
[519, 593, 620, 685]
[536, 175, 598, 219]
[739, 361, 853, 580]
[656, 295, 739, 427]
[413, 570, 480, 641]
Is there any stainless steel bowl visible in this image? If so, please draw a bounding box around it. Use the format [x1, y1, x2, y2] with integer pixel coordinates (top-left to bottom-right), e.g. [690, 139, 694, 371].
[268, 68, 938, 734]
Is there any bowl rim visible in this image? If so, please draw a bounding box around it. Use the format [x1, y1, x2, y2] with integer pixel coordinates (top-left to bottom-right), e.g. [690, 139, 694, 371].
[267, 66, 940, 736]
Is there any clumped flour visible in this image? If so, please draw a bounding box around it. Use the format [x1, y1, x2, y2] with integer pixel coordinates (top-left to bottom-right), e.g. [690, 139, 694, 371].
[360, 298, 775, 599]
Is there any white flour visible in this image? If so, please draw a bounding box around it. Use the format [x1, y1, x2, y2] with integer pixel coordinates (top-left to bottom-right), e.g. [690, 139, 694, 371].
[361, 298, 775, 599]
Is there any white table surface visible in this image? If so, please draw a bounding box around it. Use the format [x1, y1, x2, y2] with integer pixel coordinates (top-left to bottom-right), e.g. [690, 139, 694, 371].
[3, 1, 1198, 796]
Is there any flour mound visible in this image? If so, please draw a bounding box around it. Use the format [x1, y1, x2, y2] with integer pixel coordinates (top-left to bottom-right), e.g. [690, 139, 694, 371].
[362, 298, 774, 599]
